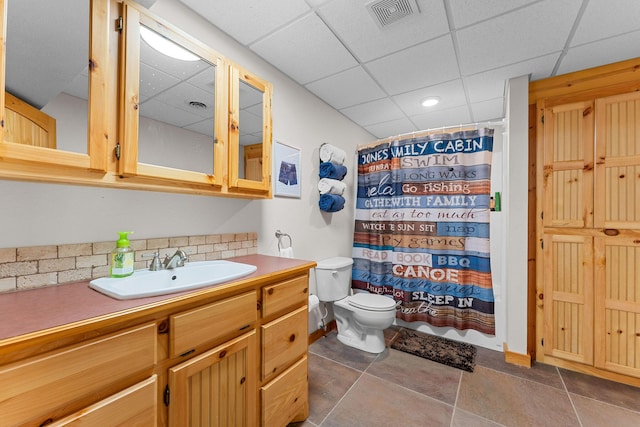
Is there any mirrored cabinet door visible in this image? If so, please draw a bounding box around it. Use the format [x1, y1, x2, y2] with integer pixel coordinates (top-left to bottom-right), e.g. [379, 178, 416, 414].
[228, 66, 272, 195]
[119, 2, 226, 187]
[0, 0, 109, 173]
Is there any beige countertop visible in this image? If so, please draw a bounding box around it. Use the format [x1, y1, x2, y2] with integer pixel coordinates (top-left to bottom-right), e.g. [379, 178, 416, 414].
[0, 254, 315, 343]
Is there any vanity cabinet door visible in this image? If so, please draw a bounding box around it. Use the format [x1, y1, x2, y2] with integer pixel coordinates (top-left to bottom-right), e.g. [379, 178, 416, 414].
[168, 330, 256, 427]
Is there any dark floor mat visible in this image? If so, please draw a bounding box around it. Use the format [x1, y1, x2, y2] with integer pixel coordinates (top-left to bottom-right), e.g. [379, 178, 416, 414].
[391, 328, 477, 372]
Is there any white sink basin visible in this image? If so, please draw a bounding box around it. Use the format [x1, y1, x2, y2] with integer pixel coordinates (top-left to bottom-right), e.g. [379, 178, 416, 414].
[89, 260, 257, 300]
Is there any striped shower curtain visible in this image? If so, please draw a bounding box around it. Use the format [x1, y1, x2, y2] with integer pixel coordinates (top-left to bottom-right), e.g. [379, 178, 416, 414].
[352, 128, 495, 335]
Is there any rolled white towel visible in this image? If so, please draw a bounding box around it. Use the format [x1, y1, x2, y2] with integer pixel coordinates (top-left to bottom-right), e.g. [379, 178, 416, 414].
[319, 143, 346, 165]
[318, 178, 346, 195]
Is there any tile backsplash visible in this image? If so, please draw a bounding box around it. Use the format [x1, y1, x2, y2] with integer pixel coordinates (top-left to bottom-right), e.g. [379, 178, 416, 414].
[0, 232, 257, 293]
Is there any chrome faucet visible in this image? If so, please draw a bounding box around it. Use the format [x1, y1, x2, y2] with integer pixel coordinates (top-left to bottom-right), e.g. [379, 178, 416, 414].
[163, 249, 189, 270]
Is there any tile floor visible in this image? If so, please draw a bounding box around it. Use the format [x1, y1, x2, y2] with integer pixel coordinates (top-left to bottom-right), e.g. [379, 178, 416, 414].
[290, 328, 640, 427]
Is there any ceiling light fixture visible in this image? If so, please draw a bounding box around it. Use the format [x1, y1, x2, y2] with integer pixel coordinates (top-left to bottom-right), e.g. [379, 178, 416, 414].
[140, 26, 200, 62]
[421, 97, 440, 107]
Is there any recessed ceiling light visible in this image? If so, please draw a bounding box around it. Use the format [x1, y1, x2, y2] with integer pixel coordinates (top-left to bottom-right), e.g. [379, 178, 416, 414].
[421, 97, 440, 107]
[140, 26, 200, 62]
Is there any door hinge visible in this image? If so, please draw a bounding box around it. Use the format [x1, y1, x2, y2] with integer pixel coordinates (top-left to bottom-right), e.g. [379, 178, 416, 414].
[541, 338, 544, 347]
[541, 211, 544, 220]
[115, 143, 121, 160]
[540, 240, 544, 250]
[116, 16, 123, 32]
[541, 115, 544, 124]
[164, 385, 170, 406]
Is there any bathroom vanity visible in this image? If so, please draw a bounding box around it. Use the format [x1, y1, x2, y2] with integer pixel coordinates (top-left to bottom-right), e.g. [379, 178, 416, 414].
[0, 254, 314, 427]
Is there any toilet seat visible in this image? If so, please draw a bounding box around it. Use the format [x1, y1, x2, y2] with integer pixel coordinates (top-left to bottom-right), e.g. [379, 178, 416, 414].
[348, 293, 395, 311]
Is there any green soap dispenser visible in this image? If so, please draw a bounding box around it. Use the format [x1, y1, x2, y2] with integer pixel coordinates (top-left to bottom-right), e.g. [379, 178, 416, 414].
[111, 231, 135, 278]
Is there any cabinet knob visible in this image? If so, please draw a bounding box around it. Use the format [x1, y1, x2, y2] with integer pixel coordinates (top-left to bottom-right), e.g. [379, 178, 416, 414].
[268, 288, 274, 295]
[220, 350, 227, 359]
[289, 334, 296, 342]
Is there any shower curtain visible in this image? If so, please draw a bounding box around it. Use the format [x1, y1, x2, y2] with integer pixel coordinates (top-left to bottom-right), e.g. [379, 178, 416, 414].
[352, 128, 495, 335]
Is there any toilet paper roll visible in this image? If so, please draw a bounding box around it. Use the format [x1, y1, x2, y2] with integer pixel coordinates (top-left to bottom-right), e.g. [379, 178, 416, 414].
[308, 294, 320, 311]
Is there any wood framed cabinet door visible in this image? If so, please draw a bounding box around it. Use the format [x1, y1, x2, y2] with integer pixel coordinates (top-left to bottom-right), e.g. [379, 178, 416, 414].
[167, 331, 256, 427]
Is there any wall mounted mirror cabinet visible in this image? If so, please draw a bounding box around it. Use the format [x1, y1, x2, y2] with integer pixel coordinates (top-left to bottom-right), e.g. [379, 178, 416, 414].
[1, 0, 273, 198]
[0, 0, 110, 180]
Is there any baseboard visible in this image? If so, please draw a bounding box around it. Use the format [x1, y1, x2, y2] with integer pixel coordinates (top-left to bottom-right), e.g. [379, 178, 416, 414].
[503, 342, 532, 368]
[308, 320, 337, 345]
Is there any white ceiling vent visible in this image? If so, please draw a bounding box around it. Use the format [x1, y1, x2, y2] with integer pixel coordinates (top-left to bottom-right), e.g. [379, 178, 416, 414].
[366, 0, 420, 28]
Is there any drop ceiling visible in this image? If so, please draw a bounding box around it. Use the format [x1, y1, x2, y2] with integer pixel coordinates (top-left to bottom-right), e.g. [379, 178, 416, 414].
[178, 0, 640, 139]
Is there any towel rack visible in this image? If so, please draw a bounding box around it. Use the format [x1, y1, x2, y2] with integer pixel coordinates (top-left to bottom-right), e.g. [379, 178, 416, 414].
[275, 230, 292, 250]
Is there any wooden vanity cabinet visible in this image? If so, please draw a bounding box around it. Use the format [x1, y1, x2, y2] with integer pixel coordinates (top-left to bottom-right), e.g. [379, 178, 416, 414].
[0, 261, 313, 426]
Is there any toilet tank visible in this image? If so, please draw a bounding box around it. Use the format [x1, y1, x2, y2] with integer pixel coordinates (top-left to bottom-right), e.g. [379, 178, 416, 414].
[315, 257, 354, 302]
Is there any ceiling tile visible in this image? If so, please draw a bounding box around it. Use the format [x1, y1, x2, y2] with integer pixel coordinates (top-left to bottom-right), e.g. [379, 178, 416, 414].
[304, 66, 386, 109]
[571, 0, 640, 46]
[179, 0, 310, 45]
[141, 98, 204, 128]
[366, 35, 459, 95]
[410, 105, 472, 130]
[184, 118, 214, 137]
[393, 79, 467, 116]
[318, 0, 449, 62]
[251, 13, 358, 84]
[465, 54, 557, 103]
[364, 118, 418, 140]
[340, 98, 405, 127]
[448, 0, 539, 28]
[456, 0, 582, 75]
[470, 98, 505, 122]
[139, 63, 180, 102]
[558, 30, 640, 76]
[153, 82, 213, 119]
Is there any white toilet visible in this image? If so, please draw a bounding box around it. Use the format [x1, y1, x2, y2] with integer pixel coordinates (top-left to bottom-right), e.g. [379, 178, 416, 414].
[315, 257, 396, 353]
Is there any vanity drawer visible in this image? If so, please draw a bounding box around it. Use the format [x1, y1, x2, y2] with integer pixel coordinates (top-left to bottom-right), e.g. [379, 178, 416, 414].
[261, 355, 308, 427]
[261, 306, 307, 382]
[50, 375, 157, 426]
[262, 275, 308, 318]
[170, 291, 257, 358]
[0, 322, 156, 427]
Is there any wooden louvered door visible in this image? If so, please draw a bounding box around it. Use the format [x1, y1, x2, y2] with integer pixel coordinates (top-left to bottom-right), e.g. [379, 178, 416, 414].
[593, 92, 640, 377]
[542, 101, 595, 364]
[542, 91, 640, 377]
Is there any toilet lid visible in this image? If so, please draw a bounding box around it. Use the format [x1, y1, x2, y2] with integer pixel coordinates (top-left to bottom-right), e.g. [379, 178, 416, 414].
[348, 293, 396, 311]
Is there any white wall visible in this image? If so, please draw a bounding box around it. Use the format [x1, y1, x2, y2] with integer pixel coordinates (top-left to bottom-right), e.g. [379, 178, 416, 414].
[503, 75, 530, 355]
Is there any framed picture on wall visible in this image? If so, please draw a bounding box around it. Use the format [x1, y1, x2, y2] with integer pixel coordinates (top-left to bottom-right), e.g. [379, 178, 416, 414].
[273, 141, 301, 198]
